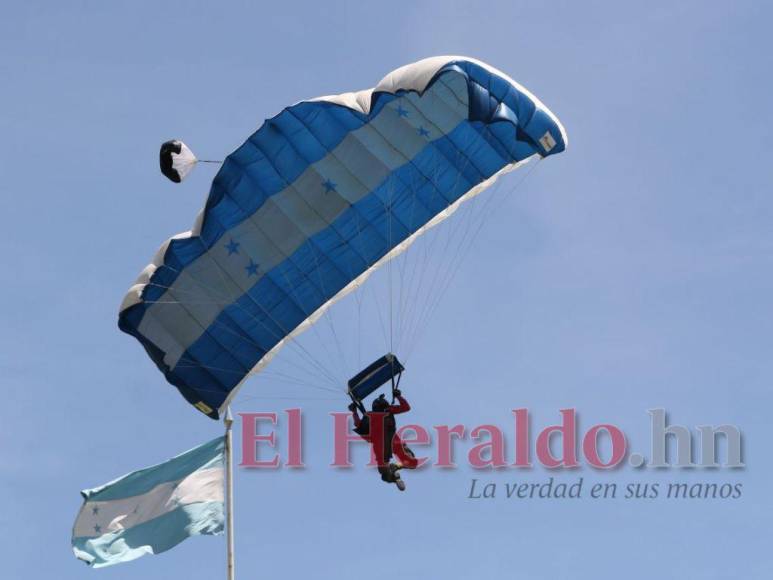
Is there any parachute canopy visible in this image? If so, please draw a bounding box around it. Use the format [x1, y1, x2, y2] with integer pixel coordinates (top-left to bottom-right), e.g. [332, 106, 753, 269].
[159, 140, 197, 183]
[120, 56, 567, 419]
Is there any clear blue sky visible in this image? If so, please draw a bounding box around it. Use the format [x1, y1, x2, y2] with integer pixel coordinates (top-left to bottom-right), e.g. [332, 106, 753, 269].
[2, 2, 772, 578]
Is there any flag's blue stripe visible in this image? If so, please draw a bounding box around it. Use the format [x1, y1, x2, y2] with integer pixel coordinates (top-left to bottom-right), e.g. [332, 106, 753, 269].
[82, 437, 224, 502]
[72, 501, 224, 568]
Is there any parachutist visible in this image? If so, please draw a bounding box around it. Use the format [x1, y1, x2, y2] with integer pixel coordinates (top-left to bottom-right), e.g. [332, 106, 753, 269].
[350, 391, 417, 490]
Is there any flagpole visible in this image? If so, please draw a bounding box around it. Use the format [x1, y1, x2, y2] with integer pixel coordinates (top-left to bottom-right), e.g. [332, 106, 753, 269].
[224, 407, 235, 580]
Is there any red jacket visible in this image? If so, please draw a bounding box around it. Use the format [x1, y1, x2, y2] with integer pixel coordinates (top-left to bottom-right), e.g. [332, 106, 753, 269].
[352, 395, 411, 465]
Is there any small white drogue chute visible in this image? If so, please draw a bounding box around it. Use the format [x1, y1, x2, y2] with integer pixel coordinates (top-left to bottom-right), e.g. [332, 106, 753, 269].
[159, 139, 198, 183]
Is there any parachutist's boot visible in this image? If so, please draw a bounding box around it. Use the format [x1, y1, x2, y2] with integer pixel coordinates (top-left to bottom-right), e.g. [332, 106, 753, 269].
[389, 463, 406, 490]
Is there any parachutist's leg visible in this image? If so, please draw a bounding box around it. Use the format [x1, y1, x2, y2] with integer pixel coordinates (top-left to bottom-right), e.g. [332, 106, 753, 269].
[394, 438, 418, 470]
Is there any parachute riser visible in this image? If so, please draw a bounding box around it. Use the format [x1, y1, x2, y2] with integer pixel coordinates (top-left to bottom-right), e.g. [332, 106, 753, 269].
[390, 371, 402, 405]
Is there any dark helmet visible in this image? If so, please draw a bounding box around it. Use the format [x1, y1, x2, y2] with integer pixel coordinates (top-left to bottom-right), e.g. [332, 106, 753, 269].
[371, 394, 389, 412]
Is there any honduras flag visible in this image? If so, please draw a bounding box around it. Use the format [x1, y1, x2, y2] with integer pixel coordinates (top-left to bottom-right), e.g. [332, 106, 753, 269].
[72, 436, 225, 568]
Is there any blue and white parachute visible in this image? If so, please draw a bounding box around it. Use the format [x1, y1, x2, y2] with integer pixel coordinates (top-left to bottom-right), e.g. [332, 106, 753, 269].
[119, 56, 567, 419]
